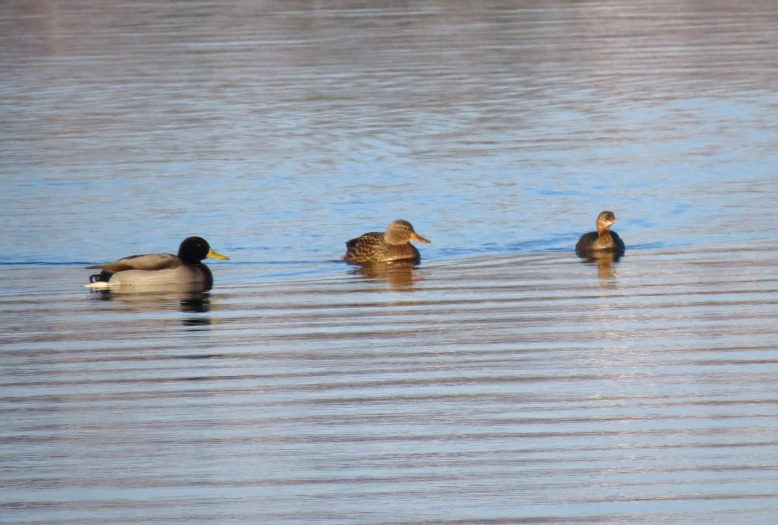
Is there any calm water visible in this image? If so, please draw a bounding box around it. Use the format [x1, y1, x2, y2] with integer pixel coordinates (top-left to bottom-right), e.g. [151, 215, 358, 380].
[2, 0, 778, 523]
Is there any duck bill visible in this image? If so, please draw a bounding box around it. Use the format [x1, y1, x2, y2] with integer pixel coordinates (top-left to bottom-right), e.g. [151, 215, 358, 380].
[207, 248, 229, 260]
[410, 233, 431, 243]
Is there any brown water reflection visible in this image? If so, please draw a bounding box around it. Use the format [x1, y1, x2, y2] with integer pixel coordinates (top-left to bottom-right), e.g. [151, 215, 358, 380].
[577, 250, 622, 282]
[348, 261, 422, 291]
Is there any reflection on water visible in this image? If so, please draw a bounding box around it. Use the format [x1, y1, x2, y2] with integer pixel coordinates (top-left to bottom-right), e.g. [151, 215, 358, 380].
[179, 296, 211, 314]
[6, 249, 778, 524]
[577, 250, 622, 282]
[90, 288, 212, 325]
[2, 0, 778, 524]
[348, 261, 422, 290]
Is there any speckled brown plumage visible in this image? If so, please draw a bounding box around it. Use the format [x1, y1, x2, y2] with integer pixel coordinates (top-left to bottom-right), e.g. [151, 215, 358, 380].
[344, 219, 430, 264]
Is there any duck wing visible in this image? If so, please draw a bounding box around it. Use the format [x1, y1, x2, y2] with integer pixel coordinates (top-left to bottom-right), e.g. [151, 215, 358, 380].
[575, 232, 599, 253]
[344, 232, 386, 263]
[87, 253, 183, 273]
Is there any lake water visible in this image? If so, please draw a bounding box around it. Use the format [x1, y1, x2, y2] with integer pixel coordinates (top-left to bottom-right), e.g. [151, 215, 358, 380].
[2, 1, 778, 523]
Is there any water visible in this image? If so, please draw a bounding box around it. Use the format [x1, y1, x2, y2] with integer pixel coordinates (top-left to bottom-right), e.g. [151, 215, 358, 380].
[2, 1, 778, 523]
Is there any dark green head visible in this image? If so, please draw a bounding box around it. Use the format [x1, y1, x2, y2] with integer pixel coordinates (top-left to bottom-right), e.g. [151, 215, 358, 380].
[177, 237, 229, 264]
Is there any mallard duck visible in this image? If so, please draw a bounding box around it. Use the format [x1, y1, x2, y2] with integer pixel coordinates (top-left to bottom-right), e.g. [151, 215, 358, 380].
[84, 236, 228, 289]
[344, 219, 430, 264]
[575, 211, 625, 253]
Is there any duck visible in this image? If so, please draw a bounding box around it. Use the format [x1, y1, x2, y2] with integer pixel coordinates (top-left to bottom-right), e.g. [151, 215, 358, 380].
[343, 219, 430, 264]
[84, 236, 228, 290]
[575, 211, 625, 254]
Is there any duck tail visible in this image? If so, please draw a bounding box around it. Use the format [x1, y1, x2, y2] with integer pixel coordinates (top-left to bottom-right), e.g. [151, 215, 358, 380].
[83, 281, 110, 290]
[85, 270, 113, 289]
[89, 271, 112, 283]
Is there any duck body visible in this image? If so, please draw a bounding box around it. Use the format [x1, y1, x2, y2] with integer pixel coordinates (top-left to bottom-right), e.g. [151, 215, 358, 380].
[344, 219, 430, 264]
[576, 230, 625, 252]
[576, 211, 625, 254]
[344, 232, 422, 263]
[85, 237, 228, 290]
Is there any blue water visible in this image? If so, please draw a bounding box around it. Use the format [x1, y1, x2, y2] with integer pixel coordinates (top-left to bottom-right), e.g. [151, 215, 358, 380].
[3, 97, 776, 270]
[2, 1, 778, 524]
[2, 2, 778, 273]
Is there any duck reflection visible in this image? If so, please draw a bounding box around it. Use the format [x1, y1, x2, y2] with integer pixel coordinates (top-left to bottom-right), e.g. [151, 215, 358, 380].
[348, 260, 421, 290]
[576, 249, 622, 282]
[90, 283, 212, 327]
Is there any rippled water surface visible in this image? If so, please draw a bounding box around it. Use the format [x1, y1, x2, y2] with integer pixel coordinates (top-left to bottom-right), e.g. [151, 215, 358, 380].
[2, 1, 778, 523]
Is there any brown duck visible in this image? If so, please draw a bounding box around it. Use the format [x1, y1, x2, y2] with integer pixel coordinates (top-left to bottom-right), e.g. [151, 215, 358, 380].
[344, 219, 430, 264]
[576, 211, 625, 253]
